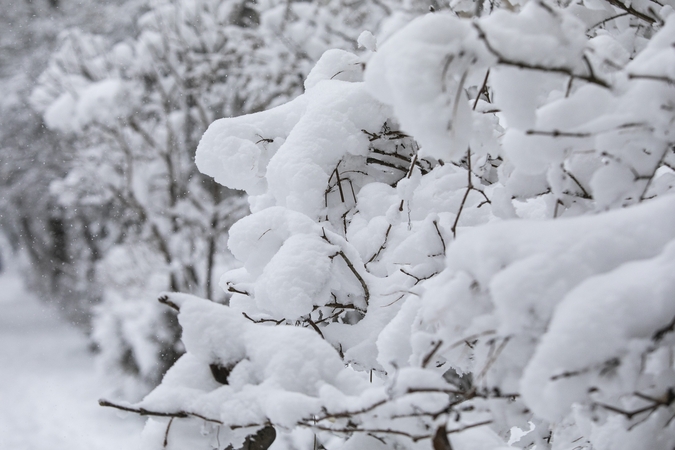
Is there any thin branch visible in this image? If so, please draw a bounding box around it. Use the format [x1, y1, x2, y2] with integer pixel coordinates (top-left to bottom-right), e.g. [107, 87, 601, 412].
[367, 157, 409, 173]
[300, 420, 493, 442]
[561, 165, 592, 199]
[242, 312, 285, 325]
[99, 399, 203, 421]
[595, 402, 658, 419]
[367, 224, 392, 265]
[603, 0, 657, 24]
[477, 337, 510, 380]
[227, 282, 251, 296]
[473, 70, 490, 111]
[336, 250, 370, 305]
[587, 12, 629, 31]
[313, 398, 389, 421]
[629, 74, 675, 84]
[472, 23, 610, 89]
[322, 231, 370, 305]
[639, 145, 672, 201]
[400, 268, 439, 284]
[451, 149, 474, 238]
[163, 418, 174, 448]
[158, 294, 180, 311]
[334, 167, 346, 203]
[422, 340, 444, 368]
[306, 317, 325, 339]
[525, 129, 592, 138]
[432, 220, 447, 254]
[653, 314, 675, 342]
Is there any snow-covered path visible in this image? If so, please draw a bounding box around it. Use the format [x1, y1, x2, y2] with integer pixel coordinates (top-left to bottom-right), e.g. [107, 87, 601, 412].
[0, 269, 144, 450]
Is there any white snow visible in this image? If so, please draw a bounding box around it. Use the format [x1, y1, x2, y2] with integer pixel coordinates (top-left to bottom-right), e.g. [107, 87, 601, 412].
[357, 31, 377, 52]
[0, 268, 144, 450]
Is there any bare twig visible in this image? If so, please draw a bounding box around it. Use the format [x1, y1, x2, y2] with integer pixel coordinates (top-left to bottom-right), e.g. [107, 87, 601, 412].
[525, 129, 592, 138]
[99, 399, 211, 422]
[561, 165, 592, 199]
[603, 0, 657, 24]
[432, 220, 447, 254]
[472, 23, 610, 89]
[242, 312, 285, 325]
[653, 314, 675, 342]
[422, 340, 444, 368]
[227, 282, 251, 296]
[367, 224, 392, 265]
[322, 231, 370, 305]
[334, 167, 346, 203]
[451, 149, 474, 238]
[639, 145, 672, 201]
[158, 294, 180, 311]
[336, 250, 370, 305]
[473, 70, 490, 111]
[629, 74, 675, 84]
[587, 12, 629, 31]
[163, 418, 174, 448]
[477, 337, 510, 380]
[306, 317, 325, 339]
[300, 420, 493, 442]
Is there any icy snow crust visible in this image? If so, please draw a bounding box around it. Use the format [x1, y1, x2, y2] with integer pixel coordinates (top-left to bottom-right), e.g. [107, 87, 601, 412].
[141, 5, 675, 450]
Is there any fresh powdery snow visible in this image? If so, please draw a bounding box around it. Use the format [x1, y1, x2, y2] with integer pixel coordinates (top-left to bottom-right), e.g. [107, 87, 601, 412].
[0, 267, 143, 450]
[24, 0, 675, 449]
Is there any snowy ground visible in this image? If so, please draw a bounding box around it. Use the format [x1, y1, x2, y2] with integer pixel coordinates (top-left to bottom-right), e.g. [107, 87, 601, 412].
[0, 268, 144, 450]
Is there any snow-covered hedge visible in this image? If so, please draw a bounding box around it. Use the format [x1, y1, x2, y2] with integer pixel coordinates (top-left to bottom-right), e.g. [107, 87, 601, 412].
[102, 0, 675, 449]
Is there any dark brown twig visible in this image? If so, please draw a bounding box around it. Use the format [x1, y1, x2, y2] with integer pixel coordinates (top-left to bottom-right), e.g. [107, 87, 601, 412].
[451, 149, 474, 238]
[603, 0, 657, 24]
[432, 220, 447, 254]
[587, 12, 629, 30]
[99, 399, 211, 422]
[242, 312, 285, 325]
[472, 23, 610, 89]
[306, 317, 325, 339]
[473, 70, 490, 111]
[422, 340, 444, 368]
[158, 294, 180, 311]
[367, 224, 392, 265]
[163, 418, 174, 448]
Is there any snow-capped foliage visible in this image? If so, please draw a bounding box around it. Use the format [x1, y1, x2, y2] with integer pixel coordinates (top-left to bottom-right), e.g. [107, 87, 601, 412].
[93, 0, 675, 449]
[32, 0, 420, 395]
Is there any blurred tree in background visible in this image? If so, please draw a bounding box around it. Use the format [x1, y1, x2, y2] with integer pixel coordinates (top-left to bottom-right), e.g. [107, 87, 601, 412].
[0, 0, 418, 396]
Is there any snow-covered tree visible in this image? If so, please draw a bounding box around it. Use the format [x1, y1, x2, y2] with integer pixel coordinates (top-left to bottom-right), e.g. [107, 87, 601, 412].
[98, 0, 675, 448]
[0, 0, 150, 326]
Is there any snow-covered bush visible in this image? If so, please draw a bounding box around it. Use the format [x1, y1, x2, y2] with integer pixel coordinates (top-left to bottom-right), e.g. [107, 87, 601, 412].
[101, 0, 675, 448]
[33, 0, 416, 395]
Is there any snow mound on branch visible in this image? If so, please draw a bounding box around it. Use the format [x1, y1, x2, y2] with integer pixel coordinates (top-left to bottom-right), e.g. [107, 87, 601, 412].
[522, 239, 675, 421]
[254, 233, 337, 318]
[197, 50, 389, 217]
[141, 297, 364, 428]
[480, 1, 588, 71]
[357, 31, 377, 52]
[365, 13, 493, 161]
[196, 95, 308, 194]
[418, 193, 675, 417]
[304, 49, 364, 90]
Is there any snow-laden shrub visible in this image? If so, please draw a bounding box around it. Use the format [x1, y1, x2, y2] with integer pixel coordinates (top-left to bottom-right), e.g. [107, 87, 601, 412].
[33, 0, 416, 396]
[102, 0, 675, 448]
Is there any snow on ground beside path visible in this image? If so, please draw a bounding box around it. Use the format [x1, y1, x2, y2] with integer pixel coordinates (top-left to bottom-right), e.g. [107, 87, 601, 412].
[0, 267, 144, 450]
